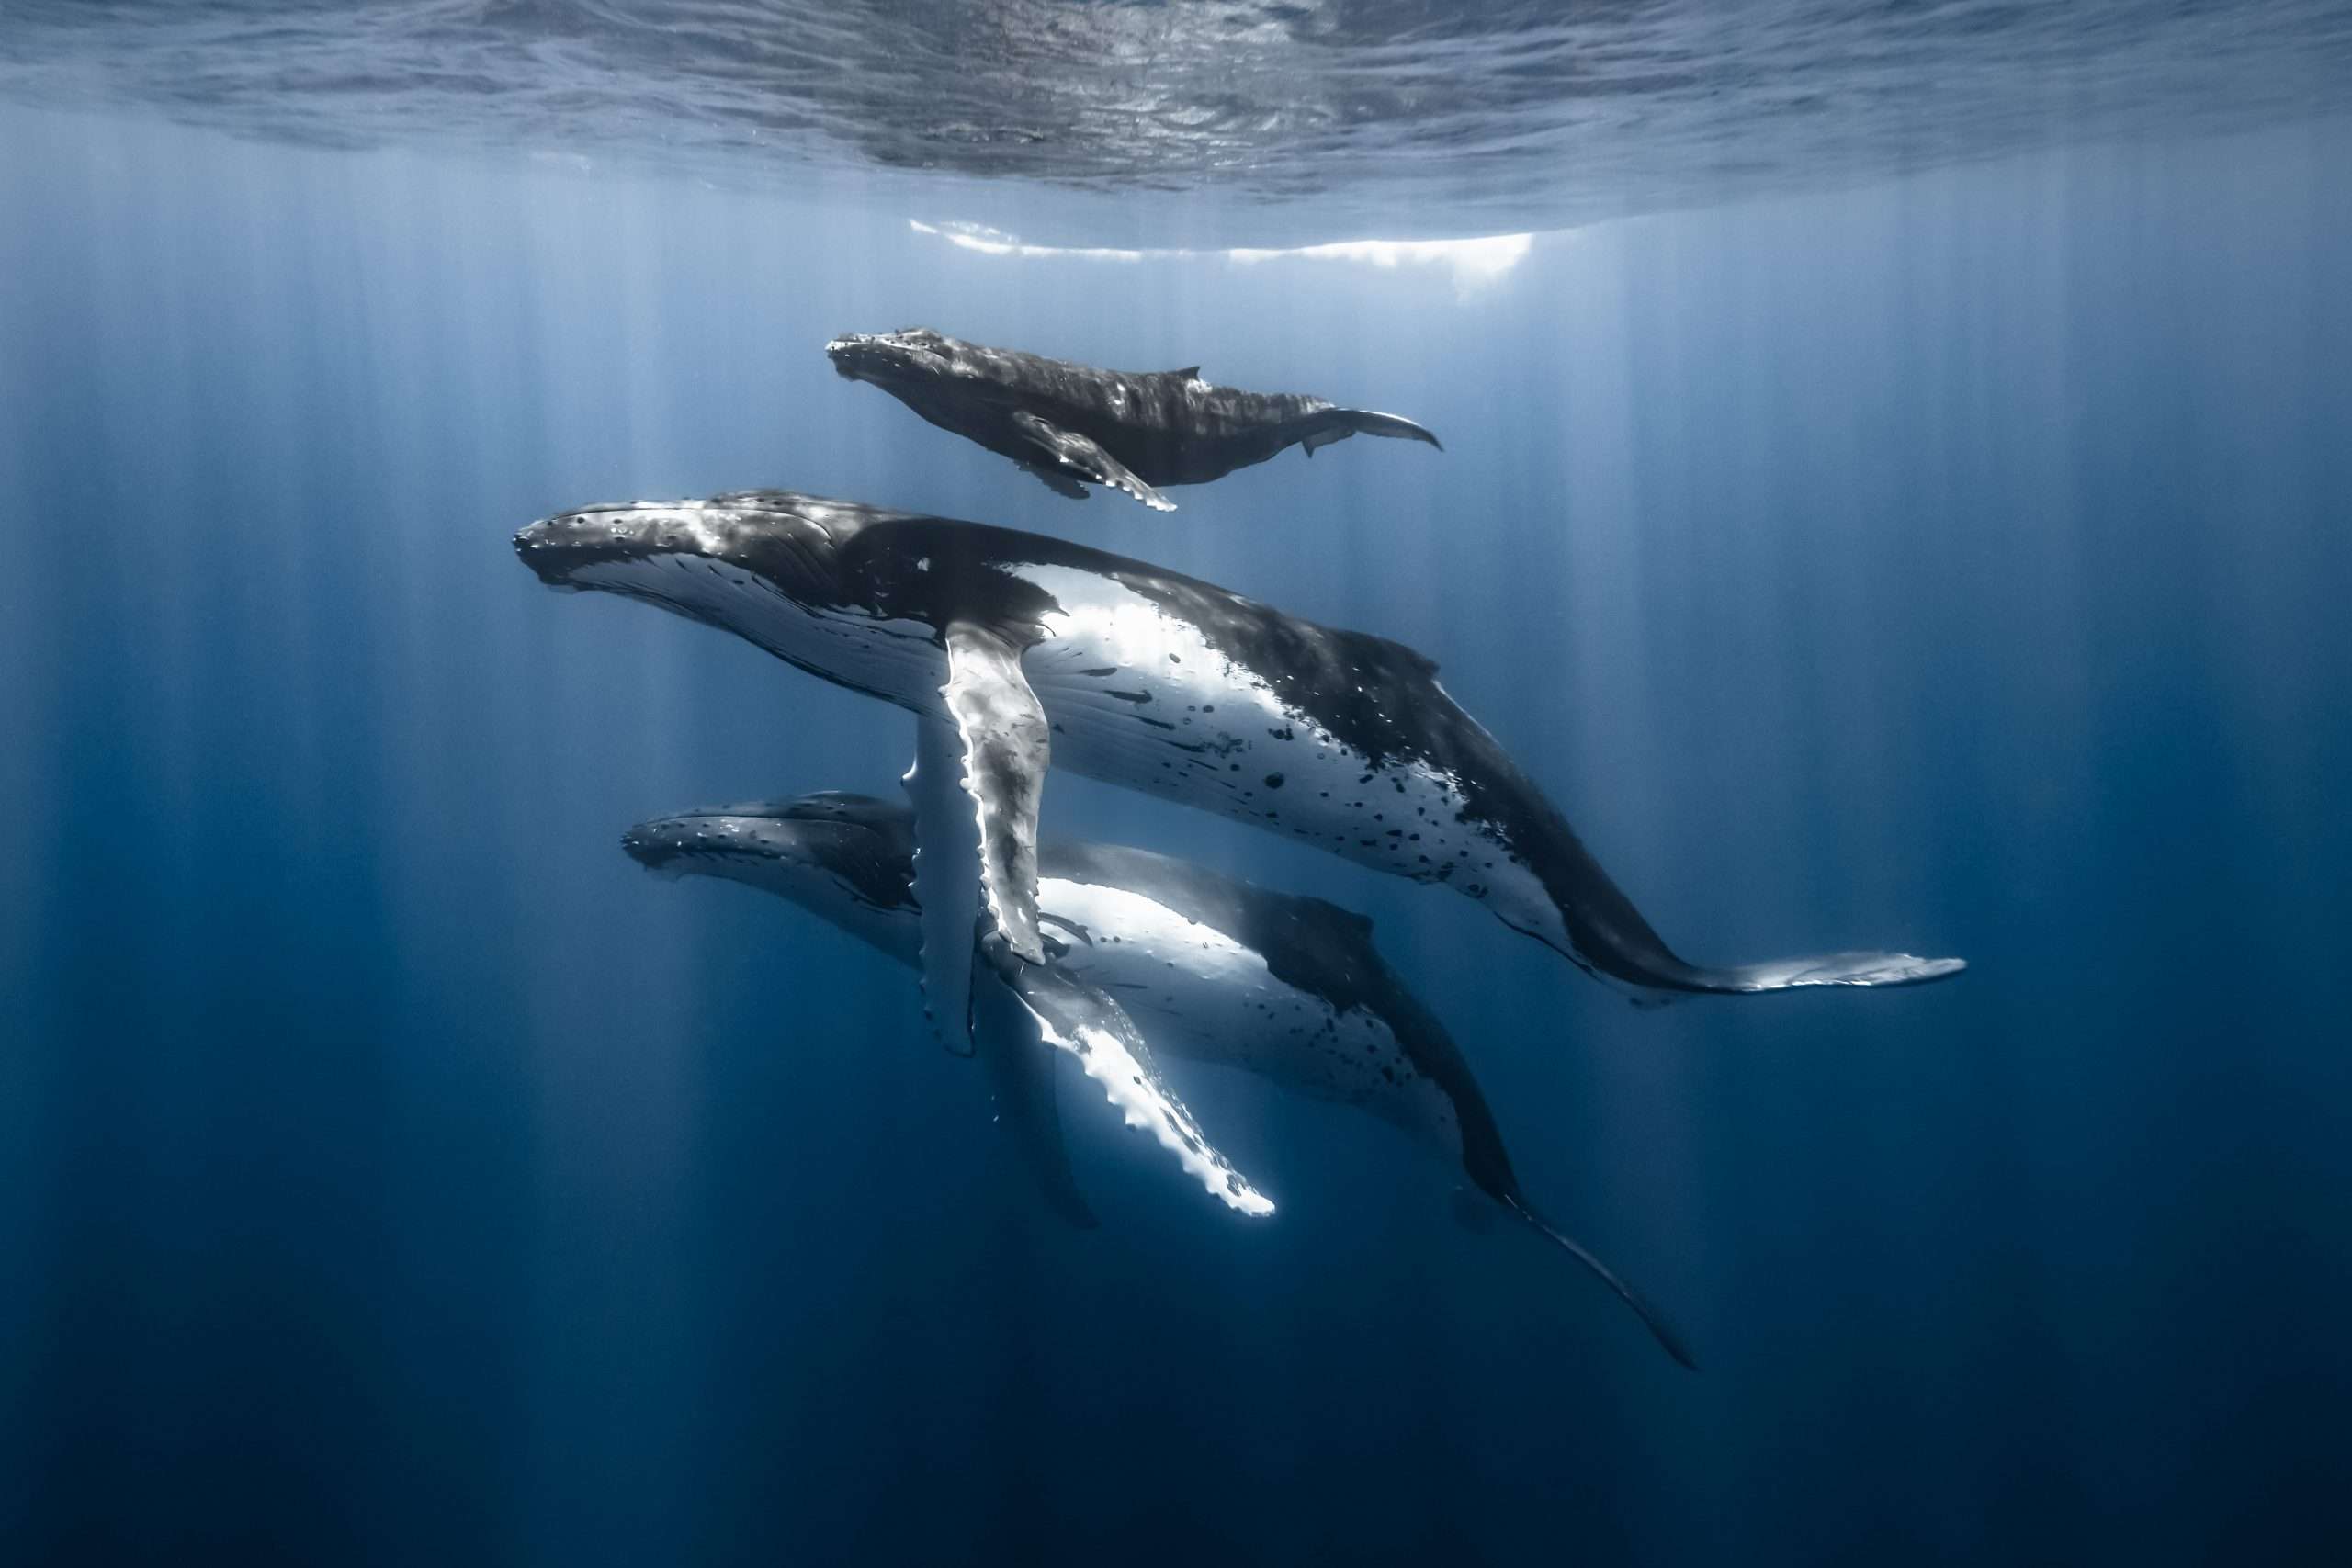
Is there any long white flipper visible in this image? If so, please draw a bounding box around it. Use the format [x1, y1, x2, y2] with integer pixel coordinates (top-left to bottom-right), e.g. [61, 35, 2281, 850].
[906, 713, 982, 1055]
[985, 939, 1273, 1218]
[1011, 411, 1177, 512]
[941, 620, 1048, 965]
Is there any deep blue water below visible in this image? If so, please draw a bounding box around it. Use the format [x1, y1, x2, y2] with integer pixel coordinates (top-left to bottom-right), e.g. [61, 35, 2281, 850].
[4, 105, 2350, 1565]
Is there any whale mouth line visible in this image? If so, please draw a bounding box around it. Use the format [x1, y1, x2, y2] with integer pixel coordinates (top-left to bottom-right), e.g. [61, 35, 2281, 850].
[825, 332, 957, 383]
[824, 336, 869, 375]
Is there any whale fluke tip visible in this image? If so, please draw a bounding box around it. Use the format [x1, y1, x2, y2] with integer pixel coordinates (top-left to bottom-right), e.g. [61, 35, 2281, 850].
[1505, 1198, 1696, 1371]
[1673, 950, 1968, 994]
[1344, 410, 1443, 451]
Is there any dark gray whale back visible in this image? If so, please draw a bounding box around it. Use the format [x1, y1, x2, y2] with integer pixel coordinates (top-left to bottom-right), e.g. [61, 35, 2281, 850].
[825, 327, 1442, 498]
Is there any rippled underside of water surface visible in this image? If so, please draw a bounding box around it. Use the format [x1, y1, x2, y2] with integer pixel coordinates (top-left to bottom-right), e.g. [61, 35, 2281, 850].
[4, 1, 2347, 243]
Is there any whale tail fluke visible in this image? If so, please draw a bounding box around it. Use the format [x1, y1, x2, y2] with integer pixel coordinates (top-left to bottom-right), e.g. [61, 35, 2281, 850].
[1672, 951, 1968, 995]
[1301, 409, 1444, 457]
[1503, 1197, 1697, 1371]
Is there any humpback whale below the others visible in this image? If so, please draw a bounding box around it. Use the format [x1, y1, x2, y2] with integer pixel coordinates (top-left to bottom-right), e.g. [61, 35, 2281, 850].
[625, 792, 1697, 1368]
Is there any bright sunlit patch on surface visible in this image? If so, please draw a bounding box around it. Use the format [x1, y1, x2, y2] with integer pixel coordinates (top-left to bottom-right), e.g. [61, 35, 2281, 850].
[910, 220, 1145, 264]
[911, 220, 1532, 297]
[1227, 233, 1533, 295]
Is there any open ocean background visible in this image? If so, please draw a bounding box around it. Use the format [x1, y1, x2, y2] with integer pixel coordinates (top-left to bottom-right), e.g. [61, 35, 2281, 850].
[3, 5, 2349, 1562]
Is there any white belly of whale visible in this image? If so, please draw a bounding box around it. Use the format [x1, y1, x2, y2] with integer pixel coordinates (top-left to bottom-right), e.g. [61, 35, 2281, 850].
[1014, 562, 1546, 916]
[1036, 876, 1462, 1159]
[571, 552, 946, 710]
[575, 549, 1556, 950]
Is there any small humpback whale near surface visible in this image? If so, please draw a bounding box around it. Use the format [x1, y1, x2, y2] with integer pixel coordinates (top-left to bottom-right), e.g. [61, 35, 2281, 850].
[624, 792, 1696, 1368]
[825, 327, 1442, 510]
[516, 491, 1964, 1013]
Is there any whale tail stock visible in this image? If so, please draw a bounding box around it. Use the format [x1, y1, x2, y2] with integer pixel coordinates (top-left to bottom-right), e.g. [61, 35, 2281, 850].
[1301, 408, 1444, 457]
[1525, 872, 1965, 1000]
[1501, 1196, 1697, 1371]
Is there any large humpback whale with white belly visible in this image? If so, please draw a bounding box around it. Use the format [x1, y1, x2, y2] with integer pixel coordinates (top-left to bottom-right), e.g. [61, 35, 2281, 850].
[515, 490, 1962, 1032]
[623, 791, 1694, 1368]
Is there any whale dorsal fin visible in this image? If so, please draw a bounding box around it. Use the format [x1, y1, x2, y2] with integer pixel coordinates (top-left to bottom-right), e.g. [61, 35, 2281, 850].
[1010, 410, 1176, 512]
[984, 940, 1273, 1218]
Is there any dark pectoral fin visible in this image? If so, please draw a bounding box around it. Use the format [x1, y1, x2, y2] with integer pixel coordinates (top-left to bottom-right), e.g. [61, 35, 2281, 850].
[1011, 411, 1176, 512]
[1019, 461, 1091, 501]
[985, 941, 1273, 1218]
[972, 973, 1099, 1229]
[942, 620, 1049, 965]
[906, 712, 982, 1055]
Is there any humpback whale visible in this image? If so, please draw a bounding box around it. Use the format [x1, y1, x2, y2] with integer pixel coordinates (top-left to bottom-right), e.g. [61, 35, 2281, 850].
[624, 793, 1695, 1368]
[516, 491, 1963, 1014]
[825, 327, 1442, 510]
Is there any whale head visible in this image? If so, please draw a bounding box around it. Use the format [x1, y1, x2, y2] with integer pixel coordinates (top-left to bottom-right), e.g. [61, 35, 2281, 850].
[514, 491, 865, 593]
[623, 793, 919, 952]
[825, 326, 975, 391]
[511, 490, 929, 678]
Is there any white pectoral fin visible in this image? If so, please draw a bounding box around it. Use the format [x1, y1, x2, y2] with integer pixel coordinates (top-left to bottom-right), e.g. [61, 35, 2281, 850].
[942, 620, 1049, 965]
[1011, 411, 1176, 512]
[906, 712, 982, 1055]
[988, 942, 1274, 1218]
[972, 974, 1099, 1229]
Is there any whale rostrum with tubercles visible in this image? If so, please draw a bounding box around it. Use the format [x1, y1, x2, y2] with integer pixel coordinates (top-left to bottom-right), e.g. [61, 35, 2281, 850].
[516, 490, 1964, 1014]
[624, 792, 1697, 1369]
[825, 327, 1442, 510]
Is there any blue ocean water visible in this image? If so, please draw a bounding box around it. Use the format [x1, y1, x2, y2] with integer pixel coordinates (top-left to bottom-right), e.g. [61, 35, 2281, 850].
[3, 30, 2350, 1568]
